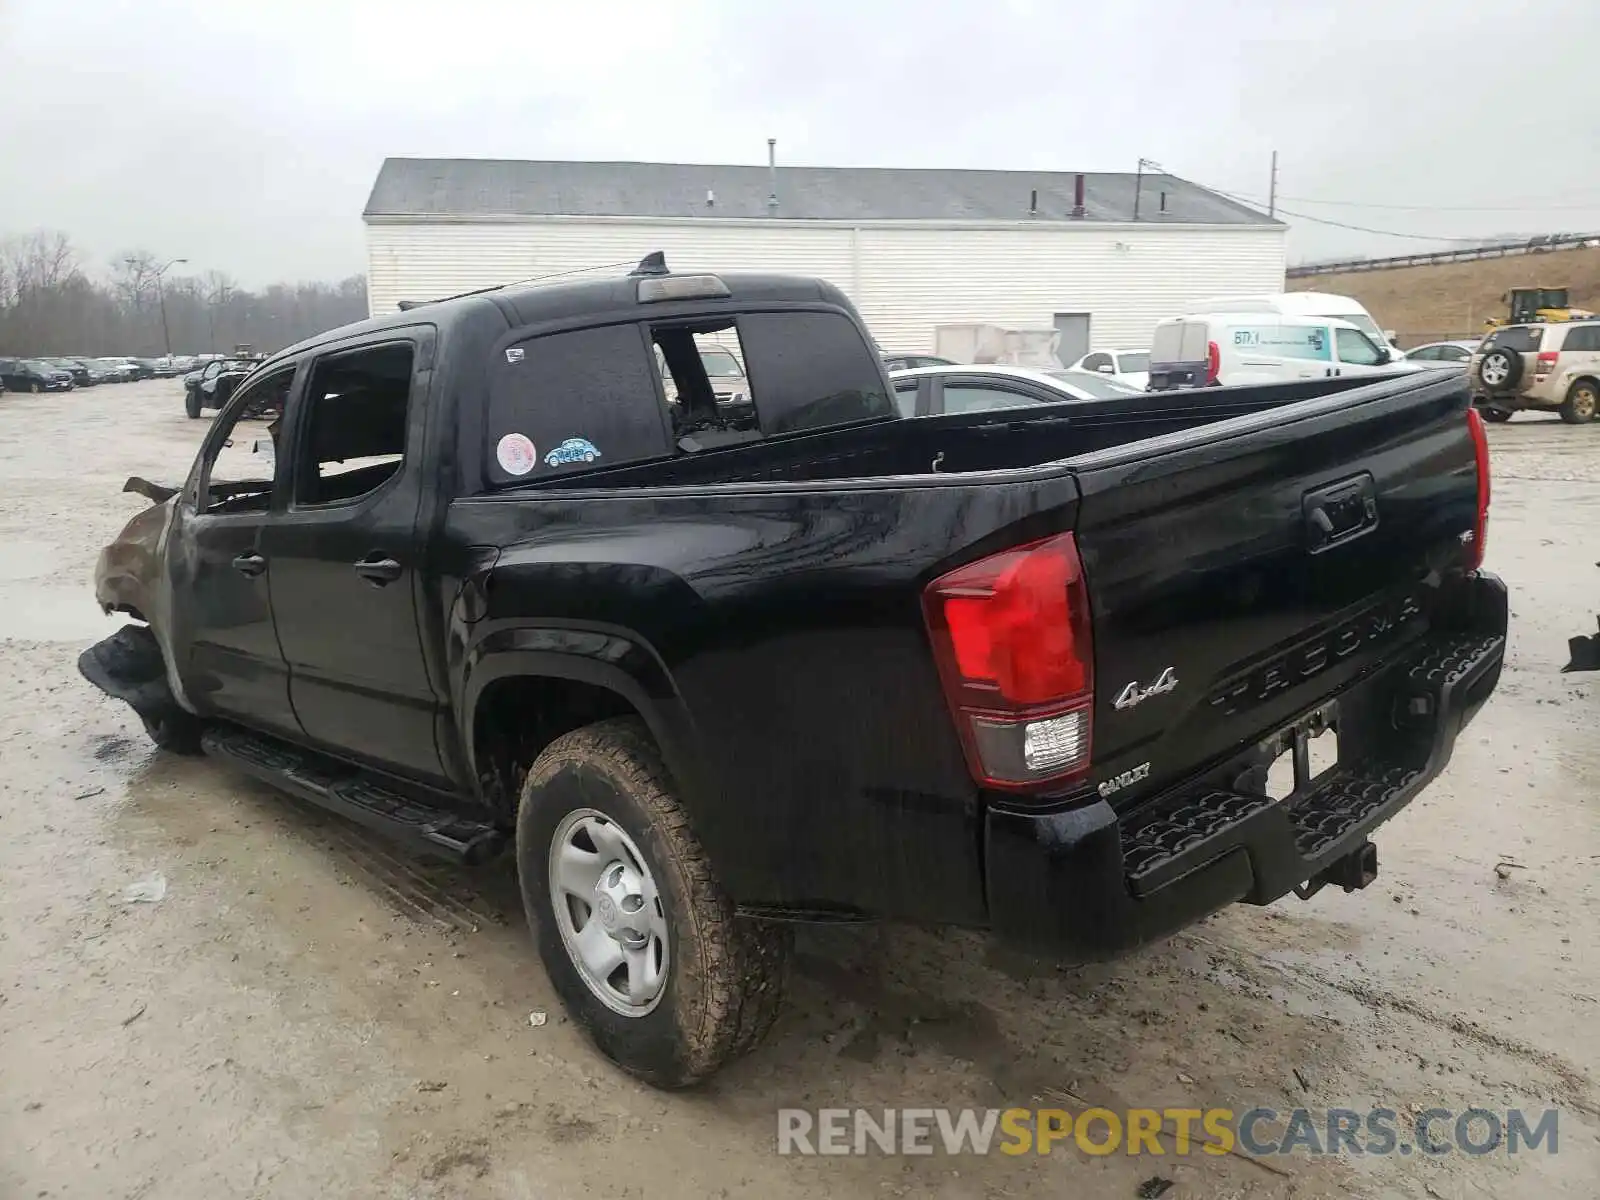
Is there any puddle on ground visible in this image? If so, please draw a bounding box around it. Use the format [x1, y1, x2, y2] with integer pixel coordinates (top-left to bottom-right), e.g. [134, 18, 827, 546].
[0, 582, 126, 643]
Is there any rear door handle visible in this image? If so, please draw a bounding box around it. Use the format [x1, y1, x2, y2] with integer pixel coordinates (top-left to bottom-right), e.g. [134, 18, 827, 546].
[354, 554, 403, 586]
[232, 553, 266, 577]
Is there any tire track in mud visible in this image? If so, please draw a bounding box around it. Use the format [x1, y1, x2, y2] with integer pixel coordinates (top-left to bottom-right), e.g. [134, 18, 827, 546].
[1181, 931, 1600, 1117]
[264, 791, 514, 935]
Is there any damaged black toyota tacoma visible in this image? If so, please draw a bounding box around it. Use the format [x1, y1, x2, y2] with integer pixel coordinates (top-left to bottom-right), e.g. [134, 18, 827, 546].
[80, 254, 1506, 1087]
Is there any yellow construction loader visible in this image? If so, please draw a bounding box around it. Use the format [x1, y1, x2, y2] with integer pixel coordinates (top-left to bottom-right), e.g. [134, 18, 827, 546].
[1485, 287, 1596, 329]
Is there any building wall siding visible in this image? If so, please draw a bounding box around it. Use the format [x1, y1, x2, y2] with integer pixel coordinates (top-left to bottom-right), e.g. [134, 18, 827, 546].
[365, 219, 1286, 355]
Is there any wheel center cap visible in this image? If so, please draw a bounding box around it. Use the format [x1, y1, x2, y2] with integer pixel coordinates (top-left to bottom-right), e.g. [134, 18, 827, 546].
[595, 893, 620, 931]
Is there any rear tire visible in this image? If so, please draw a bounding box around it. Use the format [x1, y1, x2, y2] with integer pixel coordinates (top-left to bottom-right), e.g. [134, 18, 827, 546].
[516, 717, 789, 1087]
[184, 387, 201, 419]
[1561, 381, 1599, 425]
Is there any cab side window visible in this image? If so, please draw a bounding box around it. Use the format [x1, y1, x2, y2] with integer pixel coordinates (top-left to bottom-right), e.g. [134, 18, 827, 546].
[737, 311, 894, 434]
[1336, 327, 1383, 366]
[197, 365, 297, 514]
[487, 323, 669, 485]
[294, 342, 415, 506]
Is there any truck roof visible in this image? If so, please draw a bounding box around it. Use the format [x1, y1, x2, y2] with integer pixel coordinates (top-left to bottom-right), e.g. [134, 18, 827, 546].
[266, 257, 853, 371]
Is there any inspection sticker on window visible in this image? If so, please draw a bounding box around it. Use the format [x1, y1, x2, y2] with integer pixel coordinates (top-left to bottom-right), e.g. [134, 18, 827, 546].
[495, 433, 538, 475]
[505, 347, 525, 364]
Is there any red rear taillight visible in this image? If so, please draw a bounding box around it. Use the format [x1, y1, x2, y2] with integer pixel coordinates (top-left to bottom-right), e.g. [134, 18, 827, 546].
[1536, 350, 1559, 376]
[923, 532, 1094, 792]
[1206, 340, 1221, 385]
[1466, 407, 1491, 570]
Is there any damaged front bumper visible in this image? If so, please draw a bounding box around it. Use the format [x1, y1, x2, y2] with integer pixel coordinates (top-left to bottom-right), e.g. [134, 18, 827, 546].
[78, 625, 185, 727]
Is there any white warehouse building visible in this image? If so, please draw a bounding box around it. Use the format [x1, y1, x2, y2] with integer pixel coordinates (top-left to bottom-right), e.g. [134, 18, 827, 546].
[362, 157, 1286, 363]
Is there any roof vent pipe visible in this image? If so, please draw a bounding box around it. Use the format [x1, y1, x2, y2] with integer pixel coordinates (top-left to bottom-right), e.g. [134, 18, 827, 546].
[1029, 188, 1038, 217]
[707, 189, 715, 208]
[1071, 173, 1086, 219]
[767, 139, 779, 214]
[1159, 191, 1167, 213]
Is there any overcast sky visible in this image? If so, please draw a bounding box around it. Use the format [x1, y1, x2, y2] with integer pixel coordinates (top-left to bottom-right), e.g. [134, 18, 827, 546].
[3, 0, 1598, 286]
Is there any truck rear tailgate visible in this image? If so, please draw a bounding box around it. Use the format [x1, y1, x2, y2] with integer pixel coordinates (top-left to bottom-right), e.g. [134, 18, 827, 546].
[1070, 371, 1482, 811]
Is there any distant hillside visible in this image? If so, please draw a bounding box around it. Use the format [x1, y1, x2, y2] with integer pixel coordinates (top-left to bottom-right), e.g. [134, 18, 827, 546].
[1288, 245, 1600, 346]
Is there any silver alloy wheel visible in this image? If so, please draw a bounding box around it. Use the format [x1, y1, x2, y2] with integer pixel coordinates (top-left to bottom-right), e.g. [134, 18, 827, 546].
[1480, 353, 1511, 387]
[548, 808, 670, 1017]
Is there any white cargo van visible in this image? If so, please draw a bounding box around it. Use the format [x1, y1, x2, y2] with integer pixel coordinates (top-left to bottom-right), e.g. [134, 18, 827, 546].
[1147, 312, 1415, 391]
[1186, 292, 1398, 357]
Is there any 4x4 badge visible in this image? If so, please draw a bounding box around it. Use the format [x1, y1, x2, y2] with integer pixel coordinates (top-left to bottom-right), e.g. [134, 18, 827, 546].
[1113, 666, 1179, 711]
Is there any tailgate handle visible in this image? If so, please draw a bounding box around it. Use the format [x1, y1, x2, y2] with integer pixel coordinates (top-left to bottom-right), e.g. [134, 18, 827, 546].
[1304, 473, 1378, 553]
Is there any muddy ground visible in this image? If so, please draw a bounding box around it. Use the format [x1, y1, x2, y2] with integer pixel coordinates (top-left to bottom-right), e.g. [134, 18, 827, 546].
[1, 379, 1596, 1199]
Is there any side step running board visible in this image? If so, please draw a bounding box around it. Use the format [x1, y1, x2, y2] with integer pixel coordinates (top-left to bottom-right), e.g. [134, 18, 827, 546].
[201, 728, 505, 866]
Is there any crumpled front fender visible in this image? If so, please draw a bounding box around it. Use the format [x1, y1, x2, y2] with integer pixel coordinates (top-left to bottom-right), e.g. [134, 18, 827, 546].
[93, 479, 178, 623]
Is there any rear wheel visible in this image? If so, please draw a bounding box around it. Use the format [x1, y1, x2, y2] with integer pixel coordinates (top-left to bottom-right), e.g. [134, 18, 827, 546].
[516, 717, 789, 1087]
[1561, 381, 1599, 425]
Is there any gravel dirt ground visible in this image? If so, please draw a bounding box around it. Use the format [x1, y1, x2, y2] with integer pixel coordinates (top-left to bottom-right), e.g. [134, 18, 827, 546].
[1, 379, 1597, 1199]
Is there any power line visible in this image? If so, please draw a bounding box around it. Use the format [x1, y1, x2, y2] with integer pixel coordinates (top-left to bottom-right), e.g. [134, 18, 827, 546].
[1203, 180, 1536, 242]
[1243, 191, 1600, 213]
[1144, 162, 1495, 242]
[1215, 184, 1600, 213]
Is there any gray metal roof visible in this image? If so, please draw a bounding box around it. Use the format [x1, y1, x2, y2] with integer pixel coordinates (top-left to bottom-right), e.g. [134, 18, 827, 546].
[363, 158, 1279, 226]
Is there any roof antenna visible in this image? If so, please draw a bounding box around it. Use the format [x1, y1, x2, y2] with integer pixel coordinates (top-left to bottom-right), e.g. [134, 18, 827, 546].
[629, 251, 669, 277]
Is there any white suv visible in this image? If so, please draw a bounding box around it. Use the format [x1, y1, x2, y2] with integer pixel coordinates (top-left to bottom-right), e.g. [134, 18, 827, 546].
[1471, 320, 1600, 423]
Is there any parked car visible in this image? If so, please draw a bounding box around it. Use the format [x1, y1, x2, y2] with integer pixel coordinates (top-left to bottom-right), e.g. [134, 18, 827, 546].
[1147, 313, 1423, 391]
[1067, 349, 1151, 389]
[0, 358, 74, 392]
[45, 358, 94, 387]
[889, 364, 1144, 416]
[1403, 340, 1478, 366]
[1469, 320, 1600, 423]
[95, 359, 140, 382]
[122, 358, 158, 380]
[880, 352, 957, 373]
[79, 255, 1503, 1089]
[75, 359, 120, 384]
[183, 356, 264, 418]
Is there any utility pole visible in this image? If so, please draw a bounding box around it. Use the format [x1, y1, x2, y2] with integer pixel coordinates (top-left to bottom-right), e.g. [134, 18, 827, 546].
[133, 256, 187, 357]
[1268, 151, 1279, 218]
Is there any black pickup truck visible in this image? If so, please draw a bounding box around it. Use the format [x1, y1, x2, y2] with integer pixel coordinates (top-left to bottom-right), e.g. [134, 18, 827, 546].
[81, 255, 1505, 1087]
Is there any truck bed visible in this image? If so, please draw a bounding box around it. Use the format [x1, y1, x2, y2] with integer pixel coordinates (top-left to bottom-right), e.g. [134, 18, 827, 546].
[507, 373, 1407, 492]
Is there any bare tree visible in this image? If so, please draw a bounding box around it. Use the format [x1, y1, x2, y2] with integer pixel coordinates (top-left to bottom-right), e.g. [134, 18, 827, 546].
[112, 249, 160, 310]
[0, 228, 367, 356]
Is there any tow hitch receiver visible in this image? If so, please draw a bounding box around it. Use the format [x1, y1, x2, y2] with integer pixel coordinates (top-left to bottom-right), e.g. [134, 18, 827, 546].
[1294, 840, 1378, 901]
